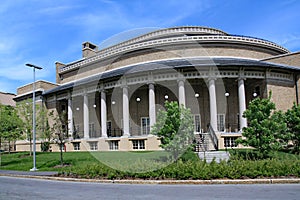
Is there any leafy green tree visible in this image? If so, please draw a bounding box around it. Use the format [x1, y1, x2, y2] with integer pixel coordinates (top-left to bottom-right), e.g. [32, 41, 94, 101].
[0, 104, 23, 153]
[37, 105, 52, 152]
[236, 94, 286, 158]
[285, 103, 300, 154]
[49, 110, 68, 165]
[151, 101, 194, 160]
[17, 100, 34, 155]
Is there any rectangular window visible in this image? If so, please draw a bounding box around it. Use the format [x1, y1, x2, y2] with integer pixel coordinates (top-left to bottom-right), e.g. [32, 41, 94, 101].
[141, 117, 150, 135]
[194, 114, 201, 133]
[107, 121, 112, 137]
[89, 142, 98, 150]
[89, 123, 96, 138]
[224, 137, 238, 148]
[109, 141, 119, 150]
[73, 142, 80, 150]
[217, 114, 225, 132]
[132, 140, 145, 150]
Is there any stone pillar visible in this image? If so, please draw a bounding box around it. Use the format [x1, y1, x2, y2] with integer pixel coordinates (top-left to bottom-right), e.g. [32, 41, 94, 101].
[178, 79, 186, 107]
[101, 90, 107, 138]
[238, 78, 247, 131]
[122, 86, 130, 137]
[83, 93, 89, 139]
[208, 78, 218, 131]
[148, 83, 156, 130]
[67, 96, 73, 137]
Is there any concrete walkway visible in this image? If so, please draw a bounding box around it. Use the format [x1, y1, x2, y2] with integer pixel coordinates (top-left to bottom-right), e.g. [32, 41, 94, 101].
[0, 170, 58, 176]
[0, 169, 299, 185]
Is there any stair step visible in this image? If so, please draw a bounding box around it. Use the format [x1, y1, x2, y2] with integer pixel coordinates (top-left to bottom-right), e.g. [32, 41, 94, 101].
[198, 151, 230, 163]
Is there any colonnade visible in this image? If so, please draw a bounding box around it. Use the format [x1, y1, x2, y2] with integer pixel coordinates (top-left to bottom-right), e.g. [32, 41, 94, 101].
[67, 77, 247, 139]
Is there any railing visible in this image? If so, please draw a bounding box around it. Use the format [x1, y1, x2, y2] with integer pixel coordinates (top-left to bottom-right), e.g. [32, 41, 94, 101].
[208, 124, 218, 150]
[59, 34, 289, 73]
[107, 128, 123, 137]
[193, 133, 208, 152]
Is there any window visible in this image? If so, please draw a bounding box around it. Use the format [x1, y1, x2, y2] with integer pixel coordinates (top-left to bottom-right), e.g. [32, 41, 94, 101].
[73, 142, 80, 150]
[194, 114, 201, 133]
[141, 117, 150, 135]
[109, 141, 119, 150]
[224, 137, 238, 148]
[107, 121, 112, 136]
[132, 140, 145, 150]
[217, 114, 225, 132]
[74, 125, 81, 139]
[89, 123, 96, 138]
[89, 142, 98, 150]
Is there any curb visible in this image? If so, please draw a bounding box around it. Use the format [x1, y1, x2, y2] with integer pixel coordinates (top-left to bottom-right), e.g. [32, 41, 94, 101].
[1, 173, 300, 185]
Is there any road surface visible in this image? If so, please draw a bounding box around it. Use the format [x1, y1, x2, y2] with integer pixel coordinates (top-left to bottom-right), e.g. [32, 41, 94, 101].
[0, 176, 299, 200]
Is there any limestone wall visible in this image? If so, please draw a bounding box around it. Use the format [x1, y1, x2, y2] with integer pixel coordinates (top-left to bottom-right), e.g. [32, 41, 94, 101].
[267, 83, 296, 111]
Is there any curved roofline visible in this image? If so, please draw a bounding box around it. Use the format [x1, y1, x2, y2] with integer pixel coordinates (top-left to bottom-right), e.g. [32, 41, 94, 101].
[45, 57, 300, 96]
[59, 33, 290, 73]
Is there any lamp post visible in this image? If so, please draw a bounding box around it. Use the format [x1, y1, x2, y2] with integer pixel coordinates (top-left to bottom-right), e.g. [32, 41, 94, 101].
[26, 63, 42, 172]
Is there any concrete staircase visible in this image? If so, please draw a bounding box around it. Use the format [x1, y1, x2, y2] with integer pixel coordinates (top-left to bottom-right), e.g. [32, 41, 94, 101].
[198, 151, 230, 163]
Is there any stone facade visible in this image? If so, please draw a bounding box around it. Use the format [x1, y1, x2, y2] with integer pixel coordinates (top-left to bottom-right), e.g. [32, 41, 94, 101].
[14, 26, 300, 152]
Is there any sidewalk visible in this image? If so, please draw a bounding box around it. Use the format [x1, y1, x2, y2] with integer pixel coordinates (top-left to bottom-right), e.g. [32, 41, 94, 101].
[1, 170, 300, 184]
[0, 170, 58, 177]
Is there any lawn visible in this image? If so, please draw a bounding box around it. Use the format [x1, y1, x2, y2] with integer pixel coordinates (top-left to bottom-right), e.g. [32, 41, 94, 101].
[0, 151, 171, 172]
[0, 150, 299, 180]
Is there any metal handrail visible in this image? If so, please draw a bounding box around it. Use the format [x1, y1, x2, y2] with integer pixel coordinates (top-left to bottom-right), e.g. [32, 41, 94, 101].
[208, 124, 218, 150]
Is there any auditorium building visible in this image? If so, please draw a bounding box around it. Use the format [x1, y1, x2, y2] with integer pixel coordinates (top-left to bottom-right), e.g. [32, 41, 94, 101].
[14, 26, 300, 152]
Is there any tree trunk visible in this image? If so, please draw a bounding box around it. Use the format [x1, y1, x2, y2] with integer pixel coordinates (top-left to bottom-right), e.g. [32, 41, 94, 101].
[8, 140, 11, 154]
[60, 143, 63, 166]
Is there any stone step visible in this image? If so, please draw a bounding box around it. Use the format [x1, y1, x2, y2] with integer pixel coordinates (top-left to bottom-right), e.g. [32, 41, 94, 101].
[198, 151, 230, 163]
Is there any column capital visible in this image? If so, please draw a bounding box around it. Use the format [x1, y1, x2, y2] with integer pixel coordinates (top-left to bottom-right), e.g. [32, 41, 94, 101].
[98, 83, 105, 92]
[207, 77, 217, 83]
[67, 91, 72, 99]
[237, 77, 246, 81]
[177, 78, 186, 84]
[147, 73, 155, 85]
[99, 88, 106, 93]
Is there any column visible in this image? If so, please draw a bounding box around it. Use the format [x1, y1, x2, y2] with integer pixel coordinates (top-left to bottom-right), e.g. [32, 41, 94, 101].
[101, 90, 107, 138]
[83, 93, 89, 139]
[238, 78, 247, 131]
[208, 78, 218, 131]
[148, 83, 156, 130]
[67, 96, 73, 137]
[122, 86, 130, 136]
[178, 79, 186, 107]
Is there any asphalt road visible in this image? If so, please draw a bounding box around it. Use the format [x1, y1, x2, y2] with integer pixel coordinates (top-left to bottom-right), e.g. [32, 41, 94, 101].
[0, 176, 299, 200]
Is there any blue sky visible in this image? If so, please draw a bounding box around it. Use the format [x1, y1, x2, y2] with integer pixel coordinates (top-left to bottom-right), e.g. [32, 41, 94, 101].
[0, 0, 300, 94]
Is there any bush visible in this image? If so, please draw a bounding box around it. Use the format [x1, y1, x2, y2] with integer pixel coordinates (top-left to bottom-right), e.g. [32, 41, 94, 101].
[41, 142, 50, 152]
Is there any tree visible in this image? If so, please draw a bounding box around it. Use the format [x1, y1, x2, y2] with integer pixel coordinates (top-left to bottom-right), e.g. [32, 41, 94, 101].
[151, 101, 194, 160]
[17, 100, 34, 155]
[49, 110, 68, 166]
[0, 104, 23, 153]
[285, 103, 300, 154]
[236, 93, 286, 158]
[37, 105, 52, 152]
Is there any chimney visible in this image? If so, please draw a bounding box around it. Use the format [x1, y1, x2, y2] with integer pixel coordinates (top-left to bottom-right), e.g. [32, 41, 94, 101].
[55, 61, 65, 84]
[82, 42, 98, 58]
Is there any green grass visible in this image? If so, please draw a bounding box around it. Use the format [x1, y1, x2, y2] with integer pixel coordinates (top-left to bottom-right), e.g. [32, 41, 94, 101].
[1, 150, 299, 180]
[0, 151, 171, 172]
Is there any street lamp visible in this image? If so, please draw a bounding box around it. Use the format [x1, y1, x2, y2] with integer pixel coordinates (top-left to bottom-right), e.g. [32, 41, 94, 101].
[26, 63, 42, 171]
